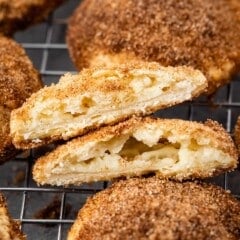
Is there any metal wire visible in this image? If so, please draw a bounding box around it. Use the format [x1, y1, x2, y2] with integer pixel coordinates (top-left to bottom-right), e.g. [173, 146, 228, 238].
[0, 1, 239, 239]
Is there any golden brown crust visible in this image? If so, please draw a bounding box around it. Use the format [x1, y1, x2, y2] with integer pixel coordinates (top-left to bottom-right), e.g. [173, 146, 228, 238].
[0, 36, 43, 163]
[68, 177, 240, 240]
[0, 0, 66, 36]
[14, 62, 203, 101]
[67, 0, 240, 94]
[33, 117, 238, 185]
[0, 193, 26, 240]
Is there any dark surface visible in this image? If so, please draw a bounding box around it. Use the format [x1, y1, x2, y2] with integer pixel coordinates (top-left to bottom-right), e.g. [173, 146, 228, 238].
[0, 0, 239, 239]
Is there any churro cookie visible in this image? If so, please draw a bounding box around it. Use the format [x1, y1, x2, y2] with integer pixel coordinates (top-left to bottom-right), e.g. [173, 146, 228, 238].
[68, 177, 240, 240]
[0, 36, 42, 163]
[10, 62, 207, 149]
[32, 117, 238, 186]
[0, 0, 66, 36]
[67, 0, 240, 94]
[0, 193, 26, 240]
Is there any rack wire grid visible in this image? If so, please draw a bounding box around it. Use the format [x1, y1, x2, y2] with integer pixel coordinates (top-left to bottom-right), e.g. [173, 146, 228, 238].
[0, 1, 240, 239]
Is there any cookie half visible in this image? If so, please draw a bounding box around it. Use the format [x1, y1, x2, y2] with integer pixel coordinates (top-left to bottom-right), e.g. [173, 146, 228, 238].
[0, 193, 26, 240]
[68, 177, 240, 240]
[67, 0, 240, 94]
[0, 36, 43, 163]
[33, 117, 238, 186]
[10, 62, 207, 149]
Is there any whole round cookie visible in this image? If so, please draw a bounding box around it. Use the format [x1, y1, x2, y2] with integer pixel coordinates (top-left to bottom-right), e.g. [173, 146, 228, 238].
[67, 0, 240, 94]
[68, 177, 240, 240]
[0, 0, 66, 36]
[0, 36, 43, 163]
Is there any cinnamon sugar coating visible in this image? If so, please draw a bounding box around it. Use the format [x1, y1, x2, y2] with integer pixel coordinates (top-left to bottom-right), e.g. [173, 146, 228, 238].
[0, 36, 42, 163]
[67, 0, 240, 94]
[0, 0, 66, 36]
[68, 177, 240, 240]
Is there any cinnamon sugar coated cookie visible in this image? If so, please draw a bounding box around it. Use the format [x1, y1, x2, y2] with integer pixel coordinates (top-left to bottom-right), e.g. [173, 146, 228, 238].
[0, 36, 43, 163]
[67, 0, 240, 94]
[0, 0, 66, 36]
[68, 177, 240, 240]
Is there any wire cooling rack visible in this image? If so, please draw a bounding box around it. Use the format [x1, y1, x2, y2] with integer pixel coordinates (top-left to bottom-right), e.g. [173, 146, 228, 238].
[0, 1, 239, 239]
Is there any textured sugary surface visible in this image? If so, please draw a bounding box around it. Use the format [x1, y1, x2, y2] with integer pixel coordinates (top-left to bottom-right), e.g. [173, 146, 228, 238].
[0, 0, 239, 239]
[0, 36, 43, 164]
[0, 0, 66, 36]
[67, 0, 240, 94]
[68, 177, 240, 240]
